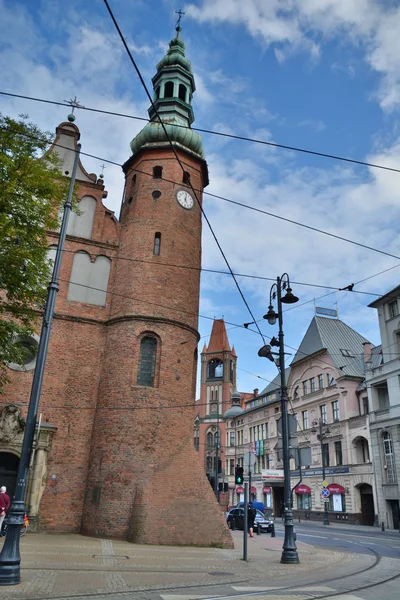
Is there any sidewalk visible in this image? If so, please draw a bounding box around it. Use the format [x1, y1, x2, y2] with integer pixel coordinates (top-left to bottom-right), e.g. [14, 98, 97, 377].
[0, 530, 371, 599]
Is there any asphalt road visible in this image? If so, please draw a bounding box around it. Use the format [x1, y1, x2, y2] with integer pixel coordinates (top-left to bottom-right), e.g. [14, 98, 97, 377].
[274, 520, 400, 559]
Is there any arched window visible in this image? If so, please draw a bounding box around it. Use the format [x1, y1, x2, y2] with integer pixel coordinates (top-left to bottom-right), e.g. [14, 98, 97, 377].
[207, 431, 214, 450]
[153, 232, 161, 256]
[153, 166, 163, 179]
[383, 431, 396, 483]
[68, 252, 111, 306]
[67, 196, 96, 239]
[207, 359, 223, 379]
[137, 336, 157, 386]
[132, 174, 137, 186]
[164, 81, 174, 98]
[155, 86, 160, 99]
[182, 171, 191, 184]
[179, 84, 187, 101]
[206, 456, 213, 473]
[230, 360, 234, 382]
[194, 428, 199, 451]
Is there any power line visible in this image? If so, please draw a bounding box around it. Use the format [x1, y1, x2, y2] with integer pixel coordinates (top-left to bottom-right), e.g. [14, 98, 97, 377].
[3, 89, 400, 175]
[103, 0, 265, 346]
[5, 124, 400, 269]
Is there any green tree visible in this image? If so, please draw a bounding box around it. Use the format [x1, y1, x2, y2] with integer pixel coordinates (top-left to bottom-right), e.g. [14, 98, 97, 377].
[0, 113, 70, 389]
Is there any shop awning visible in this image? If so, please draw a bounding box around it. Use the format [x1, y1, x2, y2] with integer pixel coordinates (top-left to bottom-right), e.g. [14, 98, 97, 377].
[262, 486, 272, 494]
[294, 484, 312, 494]
[236, 486, 244, 494]
[327, 483, 345, 494]
[250, 486, 257, 493]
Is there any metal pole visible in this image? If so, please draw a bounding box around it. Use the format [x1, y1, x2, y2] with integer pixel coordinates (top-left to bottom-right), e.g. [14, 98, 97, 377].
[277, 277, 299, 564]
[0, 144, 81, 585]
[243, 482, 248, 561]
[321, 422, 330, 526]
[215, 410, 220, 503]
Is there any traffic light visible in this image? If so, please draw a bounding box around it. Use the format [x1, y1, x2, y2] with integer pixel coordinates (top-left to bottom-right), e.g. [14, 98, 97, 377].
[235, 466, 244, 485]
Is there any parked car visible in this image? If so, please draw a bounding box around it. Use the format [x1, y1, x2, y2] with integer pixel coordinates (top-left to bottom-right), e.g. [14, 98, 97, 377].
[226, 508, 273, 532]
[236, 501, 265, 513]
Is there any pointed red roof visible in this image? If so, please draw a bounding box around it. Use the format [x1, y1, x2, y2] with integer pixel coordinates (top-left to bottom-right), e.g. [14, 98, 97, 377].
[207, 319, 231, 353]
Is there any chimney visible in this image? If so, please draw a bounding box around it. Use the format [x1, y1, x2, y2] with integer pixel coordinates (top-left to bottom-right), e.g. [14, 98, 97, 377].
[253, 388, 259, 398]
[363, 342, 372, 365]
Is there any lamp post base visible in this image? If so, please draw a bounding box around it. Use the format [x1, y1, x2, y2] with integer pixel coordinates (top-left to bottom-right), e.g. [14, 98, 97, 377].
[281, 549, 300, 564]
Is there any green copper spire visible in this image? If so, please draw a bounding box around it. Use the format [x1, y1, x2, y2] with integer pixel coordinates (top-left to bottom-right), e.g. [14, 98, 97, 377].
[130, 21, 204, 159]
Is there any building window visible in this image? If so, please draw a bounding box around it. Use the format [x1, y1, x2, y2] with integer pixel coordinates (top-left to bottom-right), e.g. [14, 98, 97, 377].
[332, 400, 340, 422]
[153, 165, 163, 178]
[320, 404, 327, 424]
[302, 410, 309, 430]
[179, 83, 187, 101]
[206, 456, 213, 473]
[207, 431, 214, 450]
[229, 458, 235, 475]
[310, 377, 316, 392]
[327, 374, 336, 387]
[340, 349, 354, 358]
[362, 396, 369, 415]
[207, 359, 223, 378]
[375, 382, 389, 410]
[389, 300, 399, 318]
[383, 431, 396, 483]
[329, 493, 346, 512]
[230, 431, 235, 447]
[194, 428, 199, 451]
[164, 81, 174, 98]
[297, 493, 312, 510]
[293, 386, 299, 400]
[303, 381, 308, 395]
[230, 360, 234, 383]
[183, 170, 191, 185]
[322, 443, 330, 467]
[335, 441, 343, 466]
[318, 374, 324, 389]
[153, 232, 161, 255]
[137, 336, 157, 386]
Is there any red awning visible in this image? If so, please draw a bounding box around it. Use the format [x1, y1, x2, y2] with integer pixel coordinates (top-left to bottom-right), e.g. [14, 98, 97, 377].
[295, 484, 312, 494]
[327, 483, 345, 494]
[236, 486, 244, 494]
[250, 486, 257, 493]
[262, 486, 272, 494]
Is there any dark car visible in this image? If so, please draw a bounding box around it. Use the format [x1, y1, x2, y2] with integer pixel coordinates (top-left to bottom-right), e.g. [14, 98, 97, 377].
[226, 508, 273, 532]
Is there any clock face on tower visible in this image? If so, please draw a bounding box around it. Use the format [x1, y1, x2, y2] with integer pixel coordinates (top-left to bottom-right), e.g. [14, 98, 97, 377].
[176, 189, 194, 210]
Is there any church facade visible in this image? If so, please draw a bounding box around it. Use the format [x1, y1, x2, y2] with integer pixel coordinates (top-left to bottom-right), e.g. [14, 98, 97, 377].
[0, 26, 232, 548]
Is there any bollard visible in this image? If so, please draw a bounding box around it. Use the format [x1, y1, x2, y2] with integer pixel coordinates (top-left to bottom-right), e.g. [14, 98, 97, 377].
[257, 523, 261, 535]
[381, 521, 385, 532]
[271, 523, 276, 538]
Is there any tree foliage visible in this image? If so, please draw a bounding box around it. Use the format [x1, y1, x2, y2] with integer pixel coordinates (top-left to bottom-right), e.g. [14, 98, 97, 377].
[0, 113, 70, 389]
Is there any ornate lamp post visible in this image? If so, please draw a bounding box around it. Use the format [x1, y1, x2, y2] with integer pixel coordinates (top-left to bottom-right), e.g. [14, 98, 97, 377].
[311, 418, 331, 525]
[259, 273, 300, 565]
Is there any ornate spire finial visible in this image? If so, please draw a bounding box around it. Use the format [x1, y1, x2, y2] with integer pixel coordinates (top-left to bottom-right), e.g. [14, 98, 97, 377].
[175, 9, 185, 37]
[64, 96, 85, 122]
[99, 163, 106, 180]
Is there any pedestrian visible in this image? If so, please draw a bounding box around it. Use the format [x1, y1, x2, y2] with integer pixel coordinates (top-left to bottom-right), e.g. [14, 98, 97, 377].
[0, 486, 10, 536]
[248, 501, 256, 538]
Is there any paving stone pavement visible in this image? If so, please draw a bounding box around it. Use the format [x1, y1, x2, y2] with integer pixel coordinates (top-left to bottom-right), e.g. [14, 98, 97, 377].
[0, 530, 373, 600]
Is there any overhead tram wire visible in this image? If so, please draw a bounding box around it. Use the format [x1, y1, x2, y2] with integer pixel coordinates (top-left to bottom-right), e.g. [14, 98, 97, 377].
[102, 0, 266, 346]
[3, 90, 400, 176]
[5, 124, 400, 267]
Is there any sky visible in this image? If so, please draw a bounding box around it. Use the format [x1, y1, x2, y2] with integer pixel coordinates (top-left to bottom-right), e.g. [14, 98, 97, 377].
[2, 0, 400, 396]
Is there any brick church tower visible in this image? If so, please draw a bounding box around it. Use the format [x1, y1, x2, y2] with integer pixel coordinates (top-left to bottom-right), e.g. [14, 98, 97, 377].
[0, 24, 231, 548]
[195, 320, 237, 505]
[80, 26, 232, 546]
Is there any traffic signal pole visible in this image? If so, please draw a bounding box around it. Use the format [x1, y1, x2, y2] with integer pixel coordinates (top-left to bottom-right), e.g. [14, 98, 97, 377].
[243, 482, 248, 561]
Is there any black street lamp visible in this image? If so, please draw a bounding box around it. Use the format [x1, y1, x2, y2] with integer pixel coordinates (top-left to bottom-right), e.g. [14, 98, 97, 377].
[0, 145, 81, 585]
[260, 273, 300, 565]
[311, 418, 331, 526]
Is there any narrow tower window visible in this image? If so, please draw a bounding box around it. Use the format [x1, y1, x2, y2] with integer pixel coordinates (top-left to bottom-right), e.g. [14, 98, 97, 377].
[164, 81, 174, 98]
[155, 86, 160, 99]
[153, 232, 161, 256]
[153, 166, 163, 179]
[137, 336, 157, 387]
[179, 84, 187, 102]
[183, 171, 191, 184]
[132, 174, 137, 185]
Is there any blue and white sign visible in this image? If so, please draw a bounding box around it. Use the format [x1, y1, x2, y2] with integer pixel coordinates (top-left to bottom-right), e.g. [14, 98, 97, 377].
[321, 488, 330, 499]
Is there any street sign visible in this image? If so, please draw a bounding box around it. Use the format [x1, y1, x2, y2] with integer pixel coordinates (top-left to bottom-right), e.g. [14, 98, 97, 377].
[322, 480, 328, 487]
[244, 451, 257, 472]
[324, 498, 330, 503]
[277, 415, 298, 436]
[321, 488, 330, 499]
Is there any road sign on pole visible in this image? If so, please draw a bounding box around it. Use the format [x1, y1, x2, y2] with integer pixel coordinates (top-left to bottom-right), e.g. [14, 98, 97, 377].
[321, 488, 330, 499]
[322, 480, 328, 488]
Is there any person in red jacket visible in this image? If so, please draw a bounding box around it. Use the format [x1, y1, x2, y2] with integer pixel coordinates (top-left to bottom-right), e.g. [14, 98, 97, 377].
[0, 486, 11, 535]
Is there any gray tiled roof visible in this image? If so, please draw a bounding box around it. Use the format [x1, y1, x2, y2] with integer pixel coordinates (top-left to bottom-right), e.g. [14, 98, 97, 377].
[371, 344, 383, 368]
[291, 316, 370, 378]
[259, 367, 290, 397]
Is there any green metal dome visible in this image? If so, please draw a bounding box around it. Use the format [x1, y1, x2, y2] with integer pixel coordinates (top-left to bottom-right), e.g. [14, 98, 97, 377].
[130, 120, 204, 159]
[156, 37, 192, 73]
[130, 25, 203, 160]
